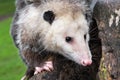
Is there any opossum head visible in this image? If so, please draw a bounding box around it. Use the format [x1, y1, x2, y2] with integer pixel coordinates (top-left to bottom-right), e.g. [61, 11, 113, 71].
[17, 1, 92, 66]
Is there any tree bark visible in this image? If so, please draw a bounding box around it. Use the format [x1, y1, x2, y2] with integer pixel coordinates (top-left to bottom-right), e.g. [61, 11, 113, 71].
[93, 0, 120, 80]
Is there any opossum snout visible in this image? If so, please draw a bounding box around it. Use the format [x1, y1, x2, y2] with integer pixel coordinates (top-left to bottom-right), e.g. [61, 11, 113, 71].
[81, 59, 92, 66]
[64, 35, 92, 66]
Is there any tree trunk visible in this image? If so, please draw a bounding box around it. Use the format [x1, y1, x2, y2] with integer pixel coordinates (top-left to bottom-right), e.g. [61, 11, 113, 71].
[93, 0, 120, 80]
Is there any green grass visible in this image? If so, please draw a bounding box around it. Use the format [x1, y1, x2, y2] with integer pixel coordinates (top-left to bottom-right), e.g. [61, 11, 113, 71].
[0, 0, 26, 80]
[0, 18, 26, 80]
[0, 0, 15, 16]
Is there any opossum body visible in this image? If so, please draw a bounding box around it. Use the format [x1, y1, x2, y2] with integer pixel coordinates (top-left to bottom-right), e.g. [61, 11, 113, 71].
[11, 0, 93, 79]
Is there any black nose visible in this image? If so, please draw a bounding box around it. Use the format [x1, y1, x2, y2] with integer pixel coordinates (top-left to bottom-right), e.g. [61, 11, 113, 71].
[65, 36, 73, 43]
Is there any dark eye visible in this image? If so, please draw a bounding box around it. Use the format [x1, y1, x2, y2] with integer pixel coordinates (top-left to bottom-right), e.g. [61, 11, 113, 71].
[84, 34, 87, 40]
[65, 36, 73, 43]
[43, 11, 55, 24]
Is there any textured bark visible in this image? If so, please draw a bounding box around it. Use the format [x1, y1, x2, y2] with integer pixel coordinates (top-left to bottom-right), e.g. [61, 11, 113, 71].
[93, 0, 120, 80]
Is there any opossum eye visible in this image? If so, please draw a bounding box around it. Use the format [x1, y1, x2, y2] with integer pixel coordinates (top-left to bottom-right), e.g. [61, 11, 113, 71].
[65, 36, 73, 43]
[43, 11, 55, 24]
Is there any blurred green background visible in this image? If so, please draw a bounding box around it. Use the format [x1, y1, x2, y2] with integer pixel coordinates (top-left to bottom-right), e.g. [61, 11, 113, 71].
[0, 0, 26, 80]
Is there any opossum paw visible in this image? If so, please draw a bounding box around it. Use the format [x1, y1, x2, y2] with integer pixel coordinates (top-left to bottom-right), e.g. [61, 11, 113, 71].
[34, 61, 53, 75]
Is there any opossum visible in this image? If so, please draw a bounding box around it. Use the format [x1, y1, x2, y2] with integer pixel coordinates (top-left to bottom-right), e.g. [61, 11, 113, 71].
[11, 0, 99, 79]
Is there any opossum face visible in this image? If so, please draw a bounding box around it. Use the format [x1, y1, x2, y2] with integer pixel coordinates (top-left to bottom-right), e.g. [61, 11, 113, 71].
[17, 1, 92, 66]
[43, 12, 92, 66]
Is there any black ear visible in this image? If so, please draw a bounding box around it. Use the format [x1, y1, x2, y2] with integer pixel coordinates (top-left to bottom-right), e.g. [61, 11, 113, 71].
[43, 11, 55, 24]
